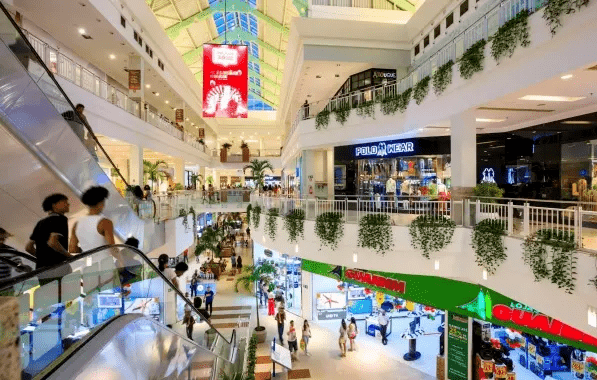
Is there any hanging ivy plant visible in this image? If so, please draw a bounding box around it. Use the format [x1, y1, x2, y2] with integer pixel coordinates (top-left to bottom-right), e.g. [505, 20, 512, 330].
[315, 109, 330, 130]
[356, 100, 376, 119]
[398, 88, 412, 113]
[413, 76, 431, 105]
[315, 211, 344, 250]
[432, 61, 454, 96]
[409, 215, 456, 259]
[357, 214, 394, 255]
[333, 104, 351, 125]
[265, 208, 279, 240]
[189, 206, 197, 237]
[458, 39, 487, 80]
[179, 208, 189, 231]
[252, 205, 261, 229]
[246, 203, 252, 225]
[283, 209, 305, 244]
[544, 0, 589, 36]
[471, 219, 507, 275]
[590, 275, 597, 292]
[522, 232, 550, 282]
[380, 95, 399, 115]
[546, 229, 577, 294]
[489, 10, 531, 64]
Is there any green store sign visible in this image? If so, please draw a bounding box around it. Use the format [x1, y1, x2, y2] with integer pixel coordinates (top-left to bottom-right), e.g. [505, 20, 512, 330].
[302, 259, 597, 353]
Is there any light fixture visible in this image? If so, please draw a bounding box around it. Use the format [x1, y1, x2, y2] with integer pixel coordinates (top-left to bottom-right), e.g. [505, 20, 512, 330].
[155, 92, 160, 96]
[519, 95, 585, 102]
[295, 244, 299, 253]
[145, 84, 151, 89]
[482, 269, 488, 280]
[560, 74, 573, 80]
[109, 54, 116, 60]
[434, 260, 439, 271]
[353, 253, 358, 263]
[165, 100, 169, 104]
[476, 118, 506, 123]
[78, 28, 86, 35]
[562, 120, 591, 125]
[589, 306, 597, 328]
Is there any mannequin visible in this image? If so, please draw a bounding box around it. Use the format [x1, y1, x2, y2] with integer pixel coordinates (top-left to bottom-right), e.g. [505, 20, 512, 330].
[386, 177, 397, 208]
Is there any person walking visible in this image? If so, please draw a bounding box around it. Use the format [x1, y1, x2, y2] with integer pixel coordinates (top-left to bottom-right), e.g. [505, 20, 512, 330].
[204, 285, 214, 316]
[230, 253, 236, 275]
[260, 281, 268, 307]
[287, 320, 298, 362]
[267, 289, 276, 316]
[275, 306, 286, 344]
[302, 320, 312, 356]
[235, 255, 242, 275]
[183, 307, 195, 340]
[183, 249, 188, 264]
[348, 317, 359, 352]
[378, 309, 389, 345]
[190, 270, 199, 298]
[339, 319, 348, 357]
[158, 254, 188, 289]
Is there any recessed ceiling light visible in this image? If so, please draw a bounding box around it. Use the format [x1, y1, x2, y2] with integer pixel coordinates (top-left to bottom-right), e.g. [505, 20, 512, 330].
[145, 84, 151, 88]
[165, 100, 169, 104]
[186, 118, 190, 121]
[155, 92, 159, 96]
[519, 95, 585, 102]
[476, 118, 506, 123]
[560, 74, 573, 80]
[78, 28, 86, 35]
[109, 54, 116, 60]
[562, 120, 591, 124]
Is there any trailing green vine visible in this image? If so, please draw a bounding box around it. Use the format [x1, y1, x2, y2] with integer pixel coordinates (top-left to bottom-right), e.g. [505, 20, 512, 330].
[380, 95, 400, 116]
[246, 203, 252, 225]
[489, 10, 530, 64]
[283, 209, 305, 244]
[265, 208, 279, 240]
[413, 76, 431, 105]
[179, 208, 189, 231]
[544, 0, 589, 36]
[333, 104, 351, 125]
[246, 334, 258, 380]
[252, 205, 261, 229]
[433, 61, 454, 96]
[357, 214, 394, 255]
[356, 100, 376, 119]
[315, 109, 330, 130]
[315, 211, 344, 250]
[545, 230, 577, 294]
[590, 275, 597, 292]
[458, 39, 487, 80]
[471, 219, 507, 275]
[398, 88, 412, 113]
[189, 206, 197, 237]
[409, 215, 456, 259]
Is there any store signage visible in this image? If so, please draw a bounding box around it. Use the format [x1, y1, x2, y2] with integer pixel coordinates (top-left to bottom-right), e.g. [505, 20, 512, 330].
[128, 69, 141, 90]
[492, 304, 597, 348]
[354, 140, 416, 159]
[198, 128, 205, 139]
[481, 167, 496, 183]
[373, 71, 397, 79]
[344, 269, 406, 294]
[202, 44, 248, 118]
[175, 109, 184, 123]
[317, 310, 346, 320]
[447, 313, 469, 380]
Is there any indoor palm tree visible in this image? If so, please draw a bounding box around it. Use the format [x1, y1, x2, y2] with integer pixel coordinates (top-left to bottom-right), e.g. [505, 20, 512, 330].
[143, 160, 168, 192]
[243, 159, 274, 192]
[190, 173, 203, 189]
[195, 226, 224, 260]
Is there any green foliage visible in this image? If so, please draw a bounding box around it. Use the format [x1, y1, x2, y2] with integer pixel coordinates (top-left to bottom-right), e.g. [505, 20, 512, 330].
[409, 215, 456, 259]
[333, 104, 351, 125]
[283, 209, 306, 244]
[490, 10, 530, 64]
[315, 109, 331, 130]
[432, 61, 454, 96]
[356, 100, 376, 119]
[473, 182, 505, 203]
[357, 214, 394, 256]
[398, 88, 412, 113]
[234, 262, 276, 293]
[243, 159, 274, 191]
[590, 275, 597, 292]
[458, 39, 487, 80]
[245, 334, 258, 380]
[189, 206, 197, 237]
[195, 227, 224, 259]
[315, 212, 344, 250]
[206, 175, 214, 185]
[174, 183, 184, 191]
[143, 160, 168, 191]
[472, 219, 507, 275]
[190, 173, 203, 189]
[246, 204, 252, 225]
[544, 0, 589, 36]
[413, 76, 431, 105]
[252, 205, 261, 229]
[265, 208, 279, 240]
[380, 95, 399, 116]
[179, 208, 188, 230]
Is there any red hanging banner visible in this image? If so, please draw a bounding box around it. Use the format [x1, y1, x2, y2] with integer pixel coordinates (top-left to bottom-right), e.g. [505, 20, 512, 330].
[202, 44, 248, 118]
[175, 109, 184, 123]
[128, 69, 141, 90]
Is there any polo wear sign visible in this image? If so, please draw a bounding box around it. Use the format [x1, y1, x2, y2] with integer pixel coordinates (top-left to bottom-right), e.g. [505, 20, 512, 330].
[354, 140, 416, 159]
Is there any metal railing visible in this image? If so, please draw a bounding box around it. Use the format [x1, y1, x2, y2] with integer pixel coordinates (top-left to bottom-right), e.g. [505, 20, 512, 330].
[312, 0, 403, 11]
[153, 189, 254, 220]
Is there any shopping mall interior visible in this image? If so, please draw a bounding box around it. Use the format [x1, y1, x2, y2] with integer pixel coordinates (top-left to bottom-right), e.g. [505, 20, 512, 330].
[1, 0, 597, 378]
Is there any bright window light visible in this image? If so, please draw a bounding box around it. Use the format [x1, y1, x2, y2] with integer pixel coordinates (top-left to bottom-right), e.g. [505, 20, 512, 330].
[145, 84, 151, 89]
[353, 253, 358, 263]
[109, 54, 116, 60]
[560, 74, 573, 80]
[519, 95, 585, 102]
[476, 118, 506, 123]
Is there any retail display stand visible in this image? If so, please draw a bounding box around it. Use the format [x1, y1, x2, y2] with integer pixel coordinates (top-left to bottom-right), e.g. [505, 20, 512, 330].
[402, 313, 425, 361]
[270, 338, 292, 378]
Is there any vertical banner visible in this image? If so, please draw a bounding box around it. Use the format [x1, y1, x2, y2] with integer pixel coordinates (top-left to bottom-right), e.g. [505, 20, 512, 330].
[198, 128, 205, 139]
[175, 109, 184, 123]
[447, 313, 469, 380]
[202, 44, 248, 118]
[128, 69, 141, 90]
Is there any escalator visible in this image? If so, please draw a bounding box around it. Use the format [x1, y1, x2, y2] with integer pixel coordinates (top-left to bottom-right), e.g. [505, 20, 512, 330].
[0, 244, 242, 380]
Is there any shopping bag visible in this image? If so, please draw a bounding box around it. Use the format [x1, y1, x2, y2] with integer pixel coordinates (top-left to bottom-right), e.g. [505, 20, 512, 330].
[300, 338, 306, 351]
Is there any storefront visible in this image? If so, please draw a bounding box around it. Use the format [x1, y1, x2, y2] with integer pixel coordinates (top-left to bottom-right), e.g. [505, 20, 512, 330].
[334, 136, 451, 197]
[253, 243, 302, 315]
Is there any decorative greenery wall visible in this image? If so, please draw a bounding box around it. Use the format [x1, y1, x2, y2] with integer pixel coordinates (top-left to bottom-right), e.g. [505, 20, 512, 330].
[357, 214, 394, 255]
[356, 100, 376, 119]
[333, 104, 351, 125]
[471, 219, 507, 275]
[283, 209, 306, 244]
[245, 334, 258, 380]
[252, 205, 261, 229]
[544, 0, 589, 36]
[315, 109, 330, 130]
[315, 212, 344, 250]
[459, 39, 487, 79]
[522, 229, 577, 293]
[490, 9, 531, 64]
[473, 182, 505, 203]
[409, 215, 456, 259]
[433, 61, 454, 96]
[413, 76, 431, 105]
[265, 208, 279, 240]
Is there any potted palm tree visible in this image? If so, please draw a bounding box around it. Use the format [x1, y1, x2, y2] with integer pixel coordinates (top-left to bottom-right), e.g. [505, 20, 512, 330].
[195, 226, 225, 277]
[243, 159, 274, 193]
[221, 143, 232, 162]
[191, 173, 203, 190]
[143, 160, 168, 192]
[235, 261, 276, 343]
[241, 141, 250, 162]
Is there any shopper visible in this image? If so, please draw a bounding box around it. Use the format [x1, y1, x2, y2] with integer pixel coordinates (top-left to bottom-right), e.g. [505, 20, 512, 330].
[119, 237, 142, 284]
[143, 185, 153, 201]
[190, 270, 199, 297]
[0, 228, 29, 282]
[183, 308, 195, 340]
[158, 253, 188, 289]
[230, 253, 236, 274]
[275, 306, 286, 344]
[267, 289, 276, 316]
[379, 309, 389, 345]
[236, 255, 242, 275]
[183, 249, 188, 263]
[260, 281, 268, 306]
[204, 285, 214, 316]
[287, 320, 298, 361]
[302, 320, 312, 356]
[339, 319, 348, 357]
[348, 317, 359, 352]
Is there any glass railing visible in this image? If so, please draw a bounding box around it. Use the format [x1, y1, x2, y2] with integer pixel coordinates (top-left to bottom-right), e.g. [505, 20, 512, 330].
[154, 189, 253, 219]
[0, 244, 237, 379]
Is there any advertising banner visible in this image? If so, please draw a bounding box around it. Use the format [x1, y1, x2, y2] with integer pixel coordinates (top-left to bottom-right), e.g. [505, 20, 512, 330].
[447, 313, 469, 380]
[175, 109, 184, 123]
[128, 69, 141, 90]
[202, 44, 248, 118]
[198, 128, 205, 139]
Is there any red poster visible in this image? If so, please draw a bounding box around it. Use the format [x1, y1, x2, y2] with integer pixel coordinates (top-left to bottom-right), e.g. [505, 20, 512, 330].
[198, 128, 205, 138]
[175, 109, 184, 123]
[128, 69, 141, 90]
[202, 44, 248, 118]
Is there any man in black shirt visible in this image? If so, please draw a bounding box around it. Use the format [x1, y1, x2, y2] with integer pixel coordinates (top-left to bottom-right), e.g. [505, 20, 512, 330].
[26, 194, 73, 283]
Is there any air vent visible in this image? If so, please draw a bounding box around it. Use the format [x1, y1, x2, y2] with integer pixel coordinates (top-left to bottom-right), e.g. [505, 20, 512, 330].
[587, 64, 597, 71]
[477, 106, 554, 113]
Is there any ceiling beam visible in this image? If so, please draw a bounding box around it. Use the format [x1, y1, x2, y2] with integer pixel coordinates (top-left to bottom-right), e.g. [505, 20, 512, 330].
[249, 82, 277, 100]
[249, 56, 282, 79]
[249, 68, 280, 90]
[292, 0, 308, 17]
[389, 0, 415, 12]
[166, 8, 214, 39]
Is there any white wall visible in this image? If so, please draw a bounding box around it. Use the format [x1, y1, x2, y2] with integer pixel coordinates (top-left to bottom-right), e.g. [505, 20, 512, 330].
[251, 217, 597, 339]
[162, 214, 195, 257]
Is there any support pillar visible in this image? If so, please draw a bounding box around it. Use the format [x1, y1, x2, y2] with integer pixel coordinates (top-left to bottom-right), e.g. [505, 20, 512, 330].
[128, 54, 145, 118]
[325, 148, 334, 200]
[0, 297, 19, 380]
[301, 150, 316, 198]
[450, 111, 477, 225]
[173, 158, 185, 186]
[129, 144, 143, 187]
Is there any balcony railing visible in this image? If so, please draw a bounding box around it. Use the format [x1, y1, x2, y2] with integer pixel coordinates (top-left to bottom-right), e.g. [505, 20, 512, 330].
[312, 0, 403, 11]
[153, 189, 254, 220]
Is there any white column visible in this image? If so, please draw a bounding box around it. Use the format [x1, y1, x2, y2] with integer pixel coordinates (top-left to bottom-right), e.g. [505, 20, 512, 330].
[173, 158, 185, 186]
[301, 150, 316, 198]
[129, 144, 143, 187]
[326, 148, 334, 199]
[450, 111, 477, 191]
[128, 54, 144, 117]
[259, 138, 264, 156]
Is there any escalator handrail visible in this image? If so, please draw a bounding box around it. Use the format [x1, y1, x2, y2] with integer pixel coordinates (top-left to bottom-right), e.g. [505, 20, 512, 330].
[0, 2, 130, 189]
[0, 247, 37, 263]
[0, 245, 237, 347]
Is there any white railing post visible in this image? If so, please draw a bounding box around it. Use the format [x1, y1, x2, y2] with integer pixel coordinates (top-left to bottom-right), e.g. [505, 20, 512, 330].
[507, 201, 513, 235]
[475, 199, 481, 224]
[577, 206, 583, 248]
[523, 203, 530, 236]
